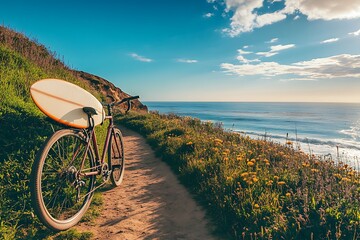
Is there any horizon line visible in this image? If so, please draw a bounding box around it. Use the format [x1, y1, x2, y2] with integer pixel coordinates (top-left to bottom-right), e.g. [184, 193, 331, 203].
[141, 100, 360, 104]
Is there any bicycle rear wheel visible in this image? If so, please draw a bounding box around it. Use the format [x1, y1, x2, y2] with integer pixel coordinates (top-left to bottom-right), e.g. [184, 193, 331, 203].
[30, 129, 96, 231]
[108, 127, 125, 186]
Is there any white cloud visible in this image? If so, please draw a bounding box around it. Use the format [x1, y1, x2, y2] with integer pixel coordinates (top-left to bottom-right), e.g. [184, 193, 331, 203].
[236, 55, 260, 64]
[288, 0, 360, 20]
[243, 45, 249, 49]
[238, 49, 252, 54]
[221, 54, 360, 80]
[222, 0, 287, 37]
[177, 59, 198, 63]
[321, 38, 339, 44]
[349, 29, 360, 36]
[256, 44, 295, 57]
[256, 51, 279, 57]
[267, 38, 279, 43]
[203, 13, 214, 18]
[293, 15, 300, 20]
[218, 0, 360, 36]
[129, 53, 153, 62]
[270, 44, 295, 52]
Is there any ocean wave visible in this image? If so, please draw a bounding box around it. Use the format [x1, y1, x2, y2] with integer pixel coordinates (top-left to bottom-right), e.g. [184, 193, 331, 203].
[236, 130, 360, 151]
[339, 122, 360, 140]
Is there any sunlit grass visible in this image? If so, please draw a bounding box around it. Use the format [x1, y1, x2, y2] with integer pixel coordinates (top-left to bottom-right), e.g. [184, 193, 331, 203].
[119, 112, 360, 239]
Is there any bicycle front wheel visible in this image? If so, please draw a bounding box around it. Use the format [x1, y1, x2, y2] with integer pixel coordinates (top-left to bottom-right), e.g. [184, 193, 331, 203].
[109, 127, 125, 186]
[30, 129, 96, 231]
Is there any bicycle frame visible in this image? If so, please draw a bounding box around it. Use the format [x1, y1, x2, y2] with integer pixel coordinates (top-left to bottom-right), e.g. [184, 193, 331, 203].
[74, 95, 138, 179]
[80, 105, 118, 177]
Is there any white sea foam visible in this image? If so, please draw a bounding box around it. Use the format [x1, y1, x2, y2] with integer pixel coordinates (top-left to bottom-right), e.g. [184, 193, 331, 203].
[236, 130, 360, 170]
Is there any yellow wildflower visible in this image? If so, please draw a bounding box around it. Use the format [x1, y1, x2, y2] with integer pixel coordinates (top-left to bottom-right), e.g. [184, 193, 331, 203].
[277, 181, 286, 186]
[333, 173, 342, 179]
[226, 176, 233, 181]
[341, 177, 351, 183]
[266, 180, 273, 186]
[214, 138, 223, 146]
[241, 172, 249, 178]
[247, 161, 255, 167]
[254, 204, 260, 209]
[302, 163, 310, 167]
[285, 192, 291, 197]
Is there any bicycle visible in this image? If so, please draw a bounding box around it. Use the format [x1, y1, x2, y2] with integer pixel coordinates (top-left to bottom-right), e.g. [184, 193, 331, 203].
[30, 95, 139, 231]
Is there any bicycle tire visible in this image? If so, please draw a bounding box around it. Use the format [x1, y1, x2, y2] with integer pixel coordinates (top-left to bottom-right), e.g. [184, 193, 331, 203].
[108, 127, 125, 186]
[30, 129, 96, 231]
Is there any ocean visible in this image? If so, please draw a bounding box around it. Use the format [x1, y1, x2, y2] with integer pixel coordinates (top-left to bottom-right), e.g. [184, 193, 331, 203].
[145, 102, 360, 168]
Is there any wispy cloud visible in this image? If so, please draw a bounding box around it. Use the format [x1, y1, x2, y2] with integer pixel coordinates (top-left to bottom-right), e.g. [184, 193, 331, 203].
[176, 59, 198, 63]
[129, 53, 153, 62]
[349, 29, 360, 36]
[256, 51, 278, 57]
[267, 38, 278, 43]
[321, 38, 339, 44]
[203, 12, 214, 18]
[213, 0, 360, 37]
[237, 55, 260, 64]
[256, 44, 295, 57]
[293, 15, 300, 20]
[270, 44, 295, 52]
[238, 49, 252, 55]
[221, 54, 360, 80]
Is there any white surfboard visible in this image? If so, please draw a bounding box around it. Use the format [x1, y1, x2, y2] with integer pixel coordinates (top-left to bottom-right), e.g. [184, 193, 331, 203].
[30, 78, 105, 129]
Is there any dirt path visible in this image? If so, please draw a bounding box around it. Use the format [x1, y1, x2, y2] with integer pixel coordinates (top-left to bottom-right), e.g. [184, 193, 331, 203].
[76, 127, 218, 240]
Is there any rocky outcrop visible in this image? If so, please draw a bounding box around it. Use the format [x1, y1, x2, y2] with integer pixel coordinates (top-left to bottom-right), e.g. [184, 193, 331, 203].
[74, 71, 148, 113]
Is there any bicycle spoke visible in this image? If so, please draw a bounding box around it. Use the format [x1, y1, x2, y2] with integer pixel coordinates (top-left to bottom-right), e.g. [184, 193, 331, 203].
[38, 130, 95, 223]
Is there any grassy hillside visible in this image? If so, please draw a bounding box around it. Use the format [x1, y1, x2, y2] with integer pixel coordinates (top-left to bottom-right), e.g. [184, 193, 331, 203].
[119, 113, 360, 239]
[0, 26, 143, 239]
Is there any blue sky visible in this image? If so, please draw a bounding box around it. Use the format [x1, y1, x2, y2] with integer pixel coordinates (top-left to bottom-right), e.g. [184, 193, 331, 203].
[1, 0, 360, 102]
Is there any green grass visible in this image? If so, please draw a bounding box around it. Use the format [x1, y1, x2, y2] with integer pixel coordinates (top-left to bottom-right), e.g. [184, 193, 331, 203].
[0, 28, 107, 239]
[118, 112, 360, 239]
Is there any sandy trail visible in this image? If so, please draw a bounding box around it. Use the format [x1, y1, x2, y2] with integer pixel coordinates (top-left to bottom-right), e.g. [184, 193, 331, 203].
[75, 127, 217, 240]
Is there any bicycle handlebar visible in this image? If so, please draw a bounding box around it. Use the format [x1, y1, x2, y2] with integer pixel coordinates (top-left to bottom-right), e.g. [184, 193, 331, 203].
[115, 95, 139, 105]
[103, 95, 139, 114]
